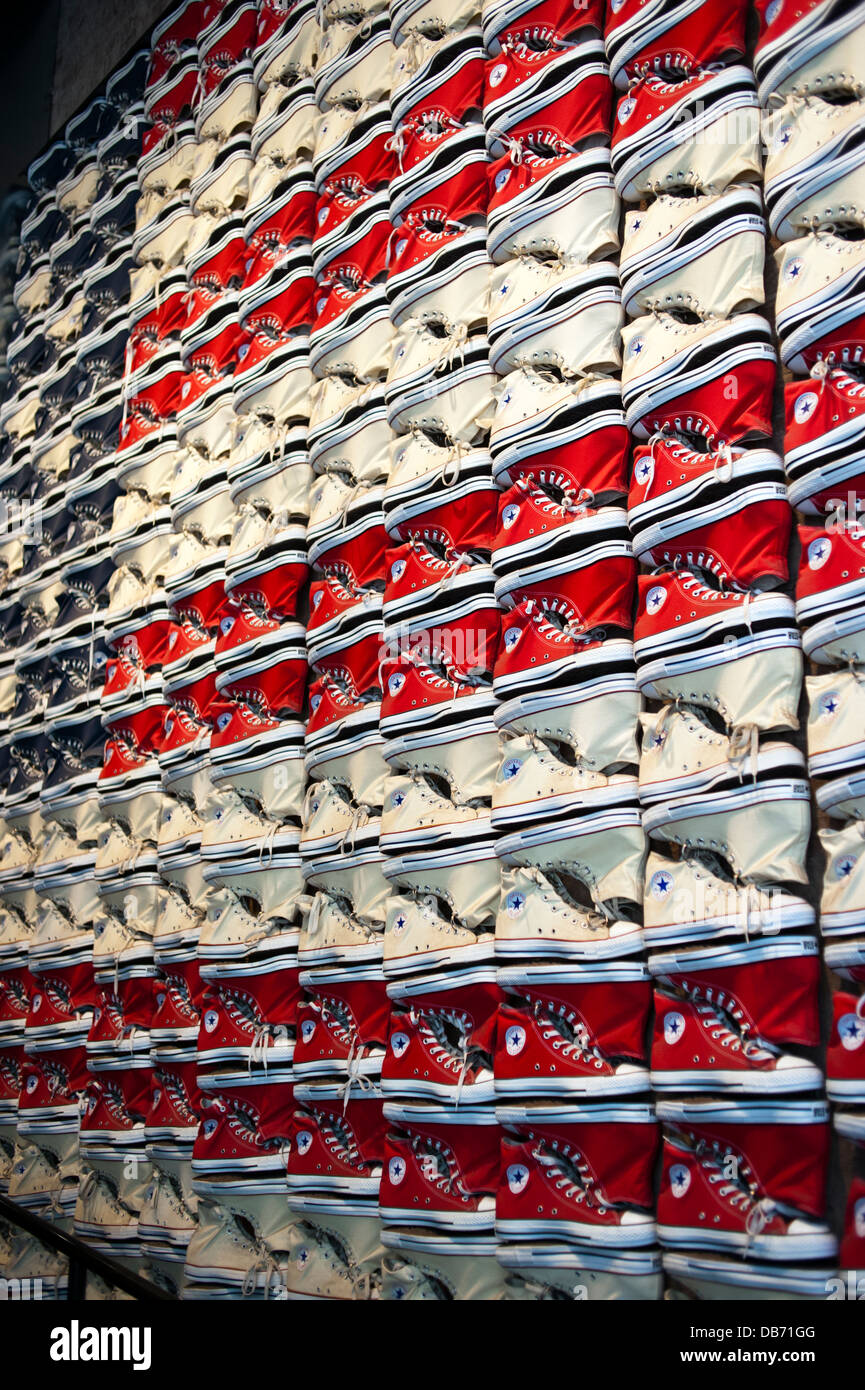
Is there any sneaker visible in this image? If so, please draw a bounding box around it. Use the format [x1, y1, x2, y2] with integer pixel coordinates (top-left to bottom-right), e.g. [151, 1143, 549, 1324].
[486, 141, 618, 265]
[605, 0, 748, 89]
[380, 1101, 498, 1230]
[496, 1102, 658, 1246]
[484, 32, 611, 156]
[775, 232, 865, 373]
[492, 496, 635, 629]
[763, 93, 865, 241]
[488, 256, 621, 376]
[643, 849, 814, 948]
[611, 66, 761, 203]
[254, 0, 320, 89]
[622, 311, 777, 444]
[312, 98, 394, 194]
[250, 78, 316, 163]
[288, 1086, 385, 1195]
[306, 578, 383, 694]
[823, 941, 865, 1102]
[499, 1243, 661, 1301]
[382, 1232, 508, 1299]
[307, 371, 390, 479]
[309, 272, 392, 378]
[387, 216, 489, 329]
[384, 966, 499, 1103]
[293, 964, 389, 1081]
[391, 26, 485, 128]
[628, 438, 789, 589]
[493, 731, 641, 833]
[385, 320, 496, 440]
[619, 186, 765, 320]
[495, 960, 650, 1096]
[382, 540, 499, 674]
[312, 179, 390, 284]
[197, 959, 299, 1068]
[649, 935, 822, 1094]
[656, 1098, 836, 1261]
[807, 668, 865, 816]
[384, 892, 494, 978]
[497, 864, 643, 957]
[282, 1208, 383, 1300]
[784, 365, 865, 515]
[304, 676, 387, 806]
[388, 109, 488, 226]
[298, 890, 383, 968]
[754, 0, 865, 104]
[315, 11, 391, 110]
[820, 820, 865, 937]
[192, 1074, 293, 1176]
[182, 1188, 292, 1295]
[383, 437, 498, 552]
[796, 523, 865, 665]
[379, 653, 499, 799]
[634, 571, 802, 732]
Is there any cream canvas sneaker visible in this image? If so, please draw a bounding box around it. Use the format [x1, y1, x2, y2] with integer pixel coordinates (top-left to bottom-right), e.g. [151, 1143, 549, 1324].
[298, 890, 383, 968]
[643, 849, 814, 949]
[488, 257, 622, 377]
[300, 779, 377, 860]
[820, 820, 865, 937]
[619, 187, 766, 320]
[308, 372, 391, 480]
[183, 1188, 292, 1297]
[496, 865, 643, 959]
[315, 12, 391, 110]
[763, 95, 865, 241]
[497, 807, 646, 908]
[775, 231, 865, 373]
[304, 845, 390, 923]
[382, 1234, 507, 1299]
[197, 885, 299, 964]
[385, 320, 496, 441]
[754, 1, 865, 104]
[493, 734, 641, 835]
[284, 1209, 384, 1299]
[383, 837, 501, 932]
[807, 669, 865, 819]
[639, 705, 798, 804]
[379, 773, 493, 855]
[384, 892, 494, 978]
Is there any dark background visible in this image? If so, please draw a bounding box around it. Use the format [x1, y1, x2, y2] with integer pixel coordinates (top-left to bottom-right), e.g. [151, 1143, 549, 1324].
[0, 0, 167, 192]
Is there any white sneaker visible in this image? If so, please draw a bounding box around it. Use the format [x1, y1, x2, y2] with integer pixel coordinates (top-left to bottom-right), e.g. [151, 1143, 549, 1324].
[385, 320, 496, 441]
[383, 892, 494, 978]
[298, 890, 383, 967]
[496, 866, 643, 959]
[820, 820, 865, 937]
[643, 849, 814, 948]
[488, 254, 622, 376]
[763, 95, 865, 240]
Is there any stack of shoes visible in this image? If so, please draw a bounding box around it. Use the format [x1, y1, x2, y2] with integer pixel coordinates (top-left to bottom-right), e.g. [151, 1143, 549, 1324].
[2, 0, 865, 1304]
[613, 0, 839, 1302]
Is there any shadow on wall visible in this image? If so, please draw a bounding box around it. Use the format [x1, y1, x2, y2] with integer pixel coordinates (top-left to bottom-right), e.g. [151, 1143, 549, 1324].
[0, 0, 168, 191]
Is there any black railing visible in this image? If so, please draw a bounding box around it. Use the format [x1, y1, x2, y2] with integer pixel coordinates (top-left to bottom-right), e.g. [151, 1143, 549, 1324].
[0, 1193, 176, 1301]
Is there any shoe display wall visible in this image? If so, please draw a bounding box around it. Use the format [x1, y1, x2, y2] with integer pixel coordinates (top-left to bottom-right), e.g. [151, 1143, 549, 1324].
[0, 0, 864, 1305]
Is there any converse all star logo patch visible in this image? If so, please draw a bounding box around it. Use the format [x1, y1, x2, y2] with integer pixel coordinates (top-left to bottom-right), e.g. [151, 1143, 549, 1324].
[664, 1011, 685, 1044]
[669, 1163, 690, 1198]
[505, 1025, 526, 1055]
[507, 1163, 530, 1193]
[390, 1031, 410, 1057]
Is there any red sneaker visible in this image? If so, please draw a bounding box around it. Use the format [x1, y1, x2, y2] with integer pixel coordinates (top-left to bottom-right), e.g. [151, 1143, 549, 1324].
[497, 1103, 658, 1244]
[495, 961, 650, 1097]
[383, 540, 500, 675]
[288, 1090, 385, 1195]
[379, 651, 498, 745]
[628, 438, 791, 588]
[383, 968, 500, 1102]
[484, 31, 611, 156]
[785, 366, 865, 515]
[81, 1068, 151, 1141]
[392, 27, 485, 127]
[650, 937, 822, 1094]
[380, 1102, 499, 1229]
[27, 962, 96, 1039]
[307, 578, 383, 695]
[388, 109, 488, 225]
[147, 1052, 203, 1140]
[214, 625, 306, 716]
[293, 966, 389, 1081]
[605, 0, 748, 89]
[198, 962, 301, 1065]
[152, 961, 204, 1043]
[796, 522, 865, 664]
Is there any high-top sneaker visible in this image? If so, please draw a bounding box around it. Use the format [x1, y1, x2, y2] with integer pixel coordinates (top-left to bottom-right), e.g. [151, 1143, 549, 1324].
[210, 703, 306, 787]
[183, 1189, 292, 1297]
[283, 1209, 384, 1300]
[146, 1048, 203, 1146]
[197, 957, 299, 1069]
[486, 139, 617, 265]
[764, 92, 865, 245]
[492, 506, 634, 630]
[496, 799, 646, 913]
[497, 1103, 658, 1246]
[312, 179, 390, 285]
[303, 841, 390, 926]
[379, 652, 498, 800]
[384, 320, 495, 442]
[754, 1, 865, 105]
[300, 779, 379, 860]
[381, 540, 499, 677]
[619, 185, 765, 319]
[383, 437, 498, 556]
[657, 1098, 836, 1261]
[649, 936, 822, 1094]
[483, 32, 610, 155]
[383, 967, 500, 1103]
[499, 1244, 662, 1300]
[605, 0, 747, 88]
[382, 1233, 508, 1300]
[307, 581, 383, 696]
[384, 892, 495, 978]
[379, 773, 492, 856]
[634, 571, 802, 732]
[492, 600, 640, 767]
[806, 668, 865, 819]
[298, 891, 383, 969]
[493, 732, 641, 838]
[825, 940, 865, 1102]
[797, 522, 865, 665]
[199, 783, 300, 869]
[643, 849, 814, 948]
[288, 1084, 385, 1197]
[386, 215, 490, 328]
[621, 312, 776, 444]
[495, 961, 650, 1097]
[777, 227, 865, 370]
[784, 365, 865, 515]
[387, 107, 488, 226]
[315, 11, 391, 111]
[139, 1154, 198, 1254]
[390, 25, 485, 127]
[294, 965, 389, 1082]
[628, 438, 789, 589]
[151, 959, 204, 1044]
[86, 975, 153, 1056]
[611, 66, 760, 202]
[487, 255, 621, 378]
[380, 1101, 499, 1230]
[80, 1065, 151, 1146]
[192, 1079, 294, 1177]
